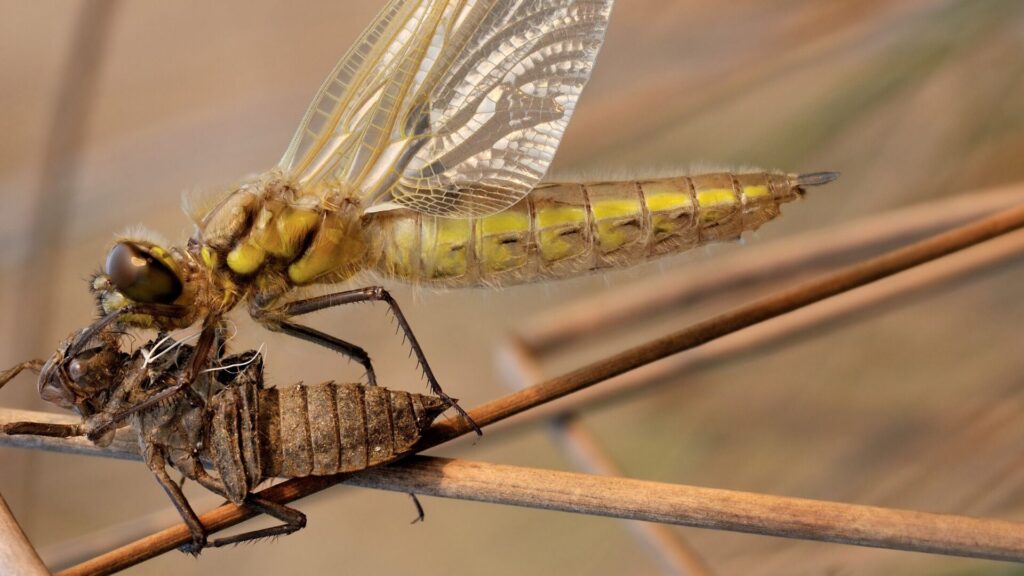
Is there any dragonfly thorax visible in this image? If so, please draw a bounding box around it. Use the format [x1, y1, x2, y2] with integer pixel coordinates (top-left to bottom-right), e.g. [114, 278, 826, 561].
[192, 175, 372, 309]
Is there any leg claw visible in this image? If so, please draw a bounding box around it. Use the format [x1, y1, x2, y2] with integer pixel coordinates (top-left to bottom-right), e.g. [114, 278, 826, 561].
[178, 533, 207, 556]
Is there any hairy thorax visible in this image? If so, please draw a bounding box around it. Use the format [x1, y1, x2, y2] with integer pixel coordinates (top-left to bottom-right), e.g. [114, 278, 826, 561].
[194, 173, 374, 312]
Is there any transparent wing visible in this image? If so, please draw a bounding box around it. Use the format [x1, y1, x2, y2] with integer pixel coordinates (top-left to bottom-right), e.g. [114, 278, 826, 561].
[278, 0, 614, 217]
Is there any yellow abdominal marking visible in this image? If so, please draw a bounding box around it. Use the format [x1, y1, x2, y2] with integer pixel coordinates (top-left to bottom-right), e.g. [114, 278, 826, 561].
[536, 206, 586, 262]
[383, 218, 420, 278]
[644, 191, 695, 238]
[743, 185, 770, 199]
[645, 191, 692, 212]
[422, 218, 470, 278]
[591, 198, 642, 253]
[697, 188, 738, 207]
[479, 211, 529, 235]
[696, 188, 739, 224]
[478, 211, 530, 272]
[537, 206, 585, 229]
[590, 198, 638, 220]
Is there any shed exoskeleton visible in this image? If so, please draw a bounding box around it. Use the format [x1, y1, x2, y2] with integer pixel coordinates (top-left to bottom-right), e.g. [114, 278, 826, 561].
[0, 326, 448, 552]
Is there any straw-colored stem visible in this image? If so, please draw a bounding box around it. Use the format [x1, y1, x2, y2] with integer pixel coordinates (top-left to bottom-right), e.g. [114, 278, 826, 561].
[0, 491, 49, 576]
[10, 220, 1024, 573]
[509, 337, 713, 576]
[487, 223, 1024, 438]
[55, 455, 1024, 576]
[0, 408, 138, 460]
[505, 319, 712, 569]
[550, 415, 716, 576]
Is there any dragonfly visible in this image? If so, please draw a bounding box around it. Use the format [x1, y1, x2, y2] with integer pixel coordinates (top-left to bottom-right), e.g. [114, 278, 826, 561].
[81, 0, 835, 437]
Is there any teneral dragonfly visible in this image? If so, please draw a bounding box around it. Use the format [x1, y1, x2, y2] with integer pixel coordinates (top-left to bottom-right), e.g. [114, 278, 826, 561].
[82, 0, 835, 433]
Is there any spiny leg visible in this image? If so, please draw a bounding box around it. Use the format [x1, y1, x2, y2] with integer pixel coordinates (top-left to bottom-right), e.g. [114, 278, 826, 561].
[272, 320, 377, 386]
[199, 320, 235, 396]
[144, 445, 207, 554]
[185, 461, 307, 547]
[209, 496, 307, 547]
[177, 321, 220, 407]
[279, 286, 480, 435]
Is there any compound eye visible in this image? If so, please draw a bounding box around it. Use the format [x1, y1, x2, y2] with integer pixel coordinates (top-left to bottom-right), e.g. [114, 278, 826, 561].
[37, 356, 75, 409]
[67, 347, 119, 394]
[67, 357, 87, 381]
[105, 242, 182, 304]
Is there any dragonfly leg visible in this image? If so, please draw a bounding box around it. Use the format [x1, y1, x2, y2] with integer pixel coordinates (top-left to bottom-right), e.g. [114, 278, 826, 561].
[144, 444, 207, 554]
[409, 492, 425, 524]
[0, 359, 44, 391]
[268, 320, 378, 386]
[208, 495, 307, 547]
[277, 286, 480, 435]
[182, 460, 307, 546]
[2, 421, 83, 437]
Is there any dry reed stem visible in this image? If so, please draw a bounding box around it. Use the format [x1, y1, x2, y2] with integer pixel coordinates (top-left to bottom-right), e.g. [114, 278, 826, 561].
[0, 491, 49, 576]
[500, 198, 1024, 572]
[509, 336, 713, 576]
[489, 210, 1024, 438]
[40, 201, 1024, 573]
[4, 7, 118, 572]
[551, 415, 717, 576]
[55, 455, 1024, 576]
[14, 0, 119, 350]
[0, 408, 138, 460]
[40, 508, 188, 573]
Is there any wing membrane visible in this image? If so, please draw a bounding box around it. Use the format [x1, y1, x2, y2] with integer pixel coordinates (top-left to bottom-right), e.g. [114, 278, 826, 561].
[278, 0, 614, 217]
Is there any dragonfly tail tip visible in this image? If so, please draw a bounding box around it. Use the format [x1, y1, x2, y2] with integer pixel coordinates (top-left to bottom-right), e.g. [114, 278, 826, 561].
[794, 171, 840, 188]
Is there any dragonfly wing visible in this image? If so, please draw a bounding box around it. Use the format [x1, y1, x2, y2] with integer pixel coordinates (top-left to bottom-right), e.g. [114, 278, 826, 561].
[278, 0, 422, 185]
[278, 0, 615, 218]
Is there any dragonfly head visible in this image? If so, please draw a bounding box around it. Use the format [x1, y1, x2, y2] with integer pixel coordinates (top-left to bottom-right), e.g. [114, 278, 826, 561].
[39, 326, 127, 417]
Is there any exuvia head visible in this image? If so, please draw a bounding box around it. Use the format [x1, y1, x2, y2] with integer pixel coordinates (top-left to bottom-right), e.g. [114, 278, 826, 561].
[38, 326, 127, 417]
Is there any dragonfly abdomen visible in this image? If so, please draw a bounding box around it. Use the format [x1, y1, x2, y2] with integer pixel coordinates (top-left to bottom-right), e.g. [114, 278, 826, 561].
[373, 171, 835, 287]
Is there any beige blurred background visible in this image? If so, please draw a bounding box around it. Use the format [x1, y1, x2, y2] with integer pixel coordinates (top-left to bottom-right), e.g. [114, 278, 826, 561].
[2, 1, 1024, 574]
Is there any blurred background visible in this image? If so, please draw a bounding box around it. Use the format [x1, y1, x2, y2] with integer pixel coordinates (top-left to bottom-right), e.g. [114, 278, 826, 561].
[1, 1, 1023, 574]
